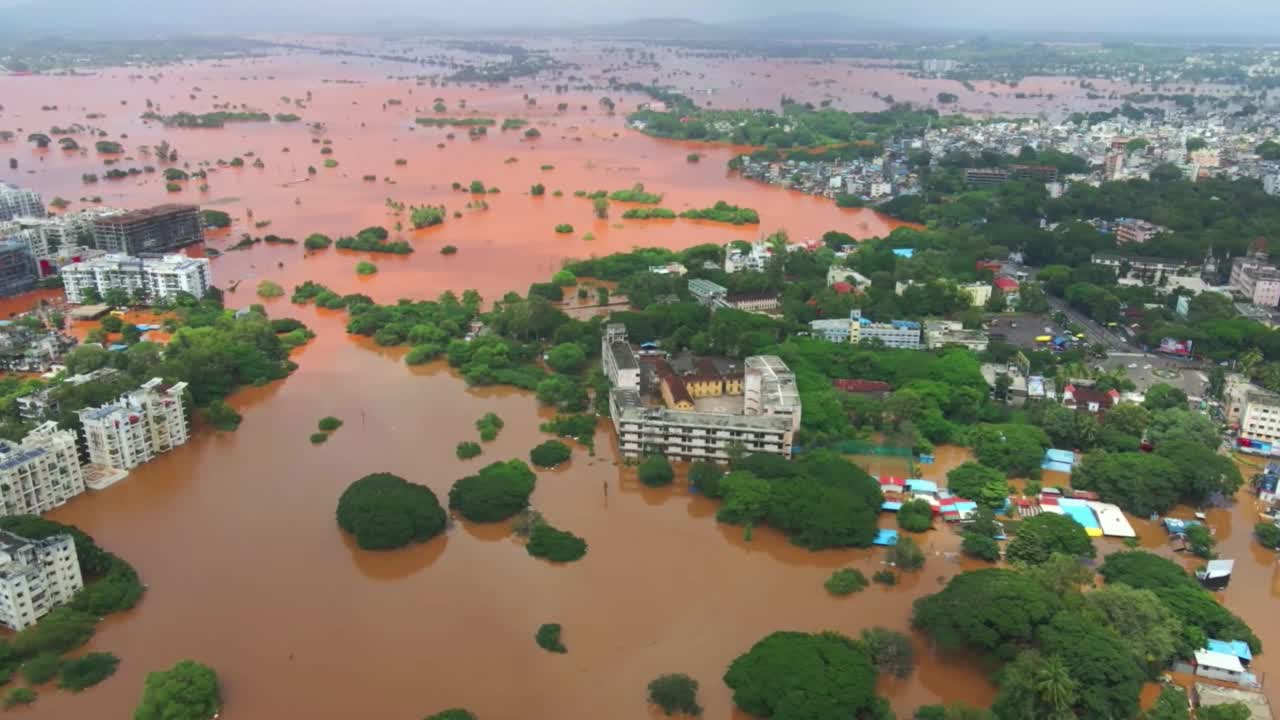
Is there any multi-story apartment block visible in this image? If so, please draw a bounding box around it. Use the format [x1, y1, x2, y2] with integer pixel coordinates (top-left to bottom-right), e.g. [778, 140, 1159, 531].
[0, 240, 37, 298]
[0, 182, 45, 222]
[1230, 248, 1280, 307]
[1237, 389, 1280, 447]
[0, 530, 83, 630]
[0, 422, 86, 517]
[61, 254, 212, 304]
[1265, 171, 1280, 197]
[2, 208, 121, 275]
[78, 378, 189, 470]
[601, 323, 640, 390]
[92, 204, 203, 255]
[744, 355, 801, 433]
[1092, 253, 1187, 276]
[810, 318, 854, 343]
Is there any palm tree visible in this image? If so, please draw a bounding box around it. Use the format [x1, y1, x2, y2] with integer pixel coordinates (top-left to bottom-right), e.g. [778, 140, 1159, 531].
[1035, 657, 1077, 719]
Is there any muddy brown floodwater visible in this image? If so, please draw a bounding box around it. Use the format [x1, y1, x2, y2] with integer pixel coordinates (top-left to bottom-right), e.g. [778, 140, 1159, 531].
[0, 51, 1274, 719]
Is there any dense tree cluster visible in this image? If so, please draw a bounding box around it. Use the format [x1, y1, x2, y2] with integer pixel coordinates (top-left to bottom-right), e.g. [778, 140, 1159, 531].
[724, 631, 883, 720]
[712, 452, 884, 550]
[134, 660, 220, 720]
[336, 473, 447, 550]
[448, 460, 537, 522]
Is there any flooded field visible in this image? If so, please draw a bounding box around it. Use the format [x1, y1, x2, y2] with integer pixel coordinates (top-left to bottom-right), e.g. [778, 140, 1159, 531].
[0, 48, 1276, 718]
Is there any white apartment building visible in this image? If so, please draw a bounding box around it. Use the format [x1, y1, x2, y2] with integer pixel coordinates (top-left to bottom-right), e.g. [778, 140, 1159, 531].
[0, 530, 83, 630]
[0, 183, 45, 222]
[1230, 249, 1280, 307]
[0, 422, 86, 517]
[61, 253, 212, 304]
[1234, 386, 1280, 446]
[609, 387, 794, 461]
[724, 240, 772, 273]
[1, 208, 120, 275]
[1265, 171, 1280, 197]
[602, 323, 640, 390]
[78, 378, 189, 470]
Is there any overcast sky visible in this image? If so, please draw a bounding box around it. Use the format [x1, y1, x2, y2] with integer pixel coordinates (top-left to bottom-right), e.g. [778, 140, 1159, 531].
[1, 0, 1278, 36]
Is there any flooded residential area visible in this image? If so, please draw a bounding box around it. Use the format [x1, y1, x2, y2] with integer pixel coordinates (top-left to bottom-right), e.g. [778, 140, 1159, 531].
[2, 12, 1280, 720]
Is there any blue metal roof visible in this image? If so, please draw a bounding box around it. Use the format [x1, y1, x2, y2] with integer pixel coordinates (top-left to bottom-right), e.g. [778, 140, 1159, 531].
[1207, 639, 1252, 662]
[873, 529, 899, 546]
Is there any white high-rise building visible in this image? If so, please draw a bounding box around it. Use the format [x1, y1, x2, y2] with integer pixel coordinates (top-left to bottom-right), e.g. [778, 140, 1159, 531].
[0, 422, 87, 517]
[0, 530, 82, 630]
[1265, 171, 1280, 197]
[78, 379, 189, 470]
[1, 208, 119, 275]
[61, 253, 212, 304]
[0, 182, 45, 222]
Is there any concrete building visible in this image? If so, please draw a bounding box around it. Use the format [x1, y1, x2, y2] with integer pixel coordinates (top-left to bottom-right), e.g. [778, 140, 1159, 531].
[1236, 387, 1280, 446]
[92, 204, 203, 255]
[0, 240, 37, 298]
[61, 253, 212, 304]
[852, 310, 922, 349]
[1092, 253, 1188, 276]
[810, 317, 854, 343]
[1115, 218, 1170, 245]
[688, 278, 728, 307]
[744, 355, 802, 434]
[602, 324, 640, 390]
[0, 182, 45, 222]
[723, 292, 779, 313]
[724, 240, 772, 273]
[924, 320, 989, 352]
[609, 388, 795, 461]
[1231, 248, 1280, 307]
[17, 368, 120, 422]
[959, 282, 993, 307]
[0, 529, 83, 630]
[0, 422, 86, 517]
[827, 266, 871, 290]
[1, 208, 120, 276]
[1265, 171, 1280, 197]
[78, 378, 189, 470]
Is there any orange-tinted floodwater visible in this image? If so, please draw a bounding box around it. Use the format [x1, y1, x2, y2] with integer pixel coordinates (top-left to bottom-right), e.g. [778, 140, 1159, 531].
[0, 50, 1274, 719]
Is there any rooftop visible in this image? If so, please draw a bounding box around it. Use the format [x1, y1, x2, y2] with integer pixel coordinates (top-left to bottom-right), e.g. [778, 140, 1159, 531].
[94, 204, 198, 225]
[607, 341, 638, 371]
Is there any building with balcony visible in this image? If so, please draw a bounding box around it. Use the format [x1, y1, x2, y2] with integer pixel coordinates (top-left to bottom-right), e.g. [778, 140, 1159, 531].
[61, 253, 212, 304]
[91, 204, 202, 255]
[78, 378, 189, 470]
[0, 422, 86, 517]
[609, 387, 795, 461]
[1, 208, 120, 276]
[1115, 218, 1170, 245]
[0, 183, 45, 222]
[1231, 247, 1280, 307]
[17, 368, 120, 421]
[0, 529, 83, 630]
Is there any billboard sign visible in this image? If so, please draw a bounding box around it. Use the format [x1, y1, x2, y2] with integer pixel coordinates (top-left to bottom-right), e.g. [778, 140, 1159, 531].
[1158, 337, 1193, 356]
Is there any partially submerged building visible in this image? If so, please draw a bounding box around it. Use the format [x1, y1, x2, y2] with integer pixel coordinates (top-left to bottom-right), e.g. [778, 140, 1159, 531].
[0, 422, 87, 517]
[0, 529, 83, 630]
[78, 378, 189, 470]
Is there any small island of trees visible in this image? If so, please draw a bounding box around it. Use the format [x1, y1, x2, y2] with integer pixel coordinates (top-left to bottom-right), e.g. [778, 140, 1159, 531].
[530, 440, 572, 468]
[336, 473, 447, 550]
[448, 459, 535, 522]
[134, 660, 220, 720]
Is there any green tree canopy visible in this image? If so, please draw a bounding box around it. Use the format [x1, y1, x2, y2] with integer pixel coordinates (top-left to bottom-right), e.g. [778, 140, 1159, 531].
[336, 473, 447, 550]
[529, 440, 572, 468]
[723, 631, 878, 720]
[897, 498, 934, 532]
[448, 460, 537, 522]
[945, 462, 1009, 507]
[1082, 583, 1183, 673]
[133, 660, 220, 720]
[1038, 611, 1145, 720]
[545, 343, 586, 373]
[912, 569, 1061, 659]
[638, 455, 674, 487]
[1005, 513, 1095, 566]
[647, 673, 702, 717]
